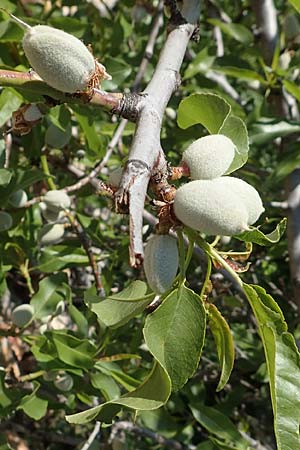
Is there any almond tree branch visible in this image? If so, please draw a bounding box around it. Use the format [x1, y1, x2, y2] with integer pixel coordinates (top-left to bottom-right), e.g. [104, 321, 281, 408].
[115, 0, 200, 267]
[0, 70, 123, 112]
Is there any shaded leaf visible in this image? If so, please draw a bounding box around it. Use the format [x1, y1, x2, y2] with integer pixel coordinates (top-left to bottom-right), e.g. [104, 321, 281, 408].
[250, 119, 300, 145]
[190, 405, 249, 449]
[30, 273, 68, 320]
[288, 0, 300, 12]
[143, 286, 206, 391]
[46, 331, 96, 369]
[17, 385, 48, 421]
[208, 20, 253, 45]
[0, 88, 22, 127]
[0, 169, 12, 187]
[66, 362, 171, 424]
[213, 66, 266, 84]
[208, 304, 234, 391]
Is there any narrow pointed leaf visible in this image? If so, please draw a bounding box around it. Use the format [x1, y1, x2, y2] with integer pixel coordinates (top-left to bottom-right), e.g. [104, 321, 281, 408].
[243, 284, 300, 450]
[208, 304, 234, 391]
[143, 286, 206, 391]
[66, 362, 171, 424]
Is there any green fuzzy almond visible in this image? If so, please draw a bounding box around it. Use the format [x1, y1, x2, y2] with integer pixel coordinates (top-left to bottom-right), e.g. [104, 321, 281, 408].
[214, 177, 265, 225]
[9, 189, 28, 208]
[23, 25, 96, 93]
[182, 134, 235, 180]
[12, 304, 34, 327]
[38, 223, 65, 246]
[143, 235, 179, 294]
[43, 190, 71, 212]
[174, 179, 249, 236]
[0, 211, 13, 231]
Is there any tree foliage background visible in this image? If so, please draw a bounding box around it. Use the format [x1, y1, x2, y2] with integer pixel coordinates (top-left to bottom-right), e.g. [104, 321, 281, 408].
[1, 0, 300, 449]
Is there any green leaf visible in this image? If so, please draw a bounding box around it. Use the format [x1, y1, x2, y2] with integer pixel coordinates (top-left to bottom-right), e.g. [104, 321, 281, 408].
[17, 385, 48, 420]
[208, 304, 234, 392]
[208, 20, 253, 45]
[86, 281, 154, 328]
[46, 331, 96, 369]
[73, 108, 101, 153]
[288, 0, 300, 13]
[36, 247, 92, 273]
[250, 119, 300, 145]
[102, 57, 132, 91]
[66, 362, 171, 424]
[143, 286, 206, 391]
[95, 361, 140, 391]
[236, 218, 286, 246]
[0, 370, 12, 408]
[0, 88, 23, 127]
[243, 284, 300, 450]
[219, 115, 249, 172]
[177, 93, 231, 133]
[68, 303, 89, 338]
[0, 169, 12, 186]
[30, 273, 68, 320]
[90, 372, 121, 401]
[184, 47, 215, 79]
[283, 80, 300, 101]
[213, 66, 266, 84]
[190, 404, 249, 449]
[271, 149, 300, 182]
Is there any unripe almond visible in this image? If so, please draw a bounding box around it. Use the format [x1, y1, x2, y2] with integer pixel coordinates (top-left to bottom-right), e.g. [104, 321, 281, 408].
[12, 304, 34, 327]
[45, 123, 71, 149]
[38, 223, 65, 246]
[9, 189, 28, 208]
[43, 190, 71, 212]
[54, 373, 74, 391]
[173, 179, 249, 236]
[22, 25, 110, 93]
[182, 134, 235, 180]
[214, 177, 265, 225]
[0, 211, 13, 231]
[143, 235, 179, 294]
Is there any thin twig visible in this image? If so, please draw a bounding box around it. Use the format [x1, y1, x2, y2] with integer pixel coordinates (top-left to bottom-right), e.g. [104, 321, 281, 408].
[80, 421, 101, 450]
[65, 211, 105, 297]
[111, 420, 197, 450]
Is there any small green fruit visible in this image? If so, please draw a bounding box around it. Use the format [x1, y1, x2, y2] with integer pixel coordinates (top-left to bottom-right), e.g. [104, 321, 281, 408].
[182, 134, 235, 180]
[45, 123, 71, 149]
[43, 190, 71, 212]
[0, 211, 13, 231]
[9, 189, 28, 208]
[174, 179, 248, 236]
[22, 25, 110, 93]
[12, 304, 34, 327]
[38, 223, 65, 246]
[54, 373, 74, 392]
[214, 177, 264, 225]
[143, 235, 179, 294]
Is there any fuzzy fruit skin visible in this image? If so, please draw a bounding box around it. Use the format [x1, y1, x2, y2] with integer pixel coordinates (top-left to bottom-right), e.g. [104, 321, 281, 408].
[43, 190, 71, 212]
[143, 235, 179, 294]
[0, 211, 13, 231]
[12, 304, 34, 327]
[182, 134, 235, 180]
[38, 223, 65, 246]
[174, 179, 249, 236]
[214, 177, 265, 225]
[9, 189, 28, 208]
[23, 25, 96, 93]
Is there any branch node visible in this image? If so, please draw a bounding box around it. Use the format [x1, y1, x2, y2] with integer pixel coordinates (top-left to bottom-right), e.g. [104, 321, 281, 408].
[114, 92, 144, 122]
